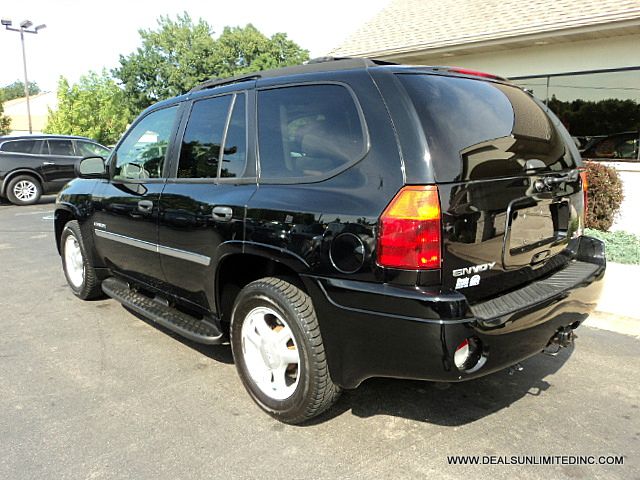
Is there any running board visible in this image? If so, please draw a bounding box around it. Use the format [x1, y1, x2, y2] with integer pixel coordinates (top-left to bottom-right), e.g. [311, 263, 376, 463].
[102, 277, 224, 345]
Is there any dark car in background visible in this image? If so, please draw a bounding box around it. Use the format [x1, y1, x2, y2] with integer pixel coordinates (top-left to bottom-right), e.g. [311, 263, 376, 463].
[0, 134, 110, 205]
[581, 131, 640, 161]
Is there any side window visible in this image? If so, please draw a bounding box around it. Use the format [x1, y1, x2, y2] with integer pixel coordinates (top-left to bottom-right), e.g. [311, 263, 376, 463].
[113, 106, 178, 180]
[615, 137, 638, 160]
[48, 140, 75, 156]
[1, 140, 37, 153]
[178, 95, 231, 178]
[593, 138, 617, 158]
[33, 140, 46, 154]
[257, 84, 365, 179]
[221, 94, 247, 178]
[77, 141, 110, 158]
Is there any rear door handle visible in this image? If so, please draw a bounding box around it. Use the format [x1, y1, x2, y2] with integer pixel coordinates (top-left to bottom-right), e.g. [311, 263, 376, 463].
[212, 206, 233, 222]
[137, 200, 154, 213]
[42, 161, 55, 165]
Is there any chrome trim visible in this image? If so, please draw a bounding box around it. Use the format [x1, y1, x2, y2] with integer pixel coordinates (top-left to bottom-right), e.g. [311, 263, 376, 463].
[94, 230, 211, 266]
[157, 244, 211, 266]
[94, 230, 157, 253]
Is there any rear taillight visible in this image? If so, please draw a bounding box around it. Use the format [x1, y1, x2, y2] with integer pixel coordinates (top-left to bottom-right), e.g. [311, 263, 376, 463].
[376, 185, 441, 270]
[580, 170, 588, 220]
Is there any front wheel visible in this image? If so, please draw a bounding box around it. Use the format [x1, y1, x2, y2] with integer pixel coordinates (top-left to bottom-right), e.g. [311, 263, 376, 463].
[230, 277, 341, 424]
[61, 220, 103, 300]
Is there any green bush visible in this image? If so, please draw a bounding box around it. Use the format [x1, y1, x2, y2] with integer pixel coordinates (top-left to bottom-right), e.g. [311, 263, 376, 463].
[585, 228, 640, 264]
[584, 161, 624, 231]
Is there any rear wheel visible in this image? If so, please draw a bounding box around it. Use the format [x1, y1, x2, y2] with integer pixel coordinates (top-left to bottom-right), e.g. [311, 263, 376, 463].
[61, 220, 103, 300]
[6, 175, 42, 206]
[230, 277, 340, 424]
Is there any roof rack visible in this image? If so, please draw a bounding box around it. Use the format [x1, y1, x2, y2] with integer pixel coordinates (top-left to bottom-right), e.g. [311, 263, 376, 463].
[190, 57, 398, 92]
[304, 56, 397, 66]
[190, 74, 262, 92]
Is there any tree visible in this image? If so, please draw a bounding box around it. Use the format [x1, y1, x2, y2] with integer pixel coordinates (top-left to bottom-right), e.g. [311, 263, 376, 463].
[114, 13, 219, 113]
[0, 90, 11, 135]
[1, 80, 40, 101]
[114, 13, 309, 113]
[44, 71, 131, 145]
[214, 25, 309, 77]
[548, 95, 640, 136]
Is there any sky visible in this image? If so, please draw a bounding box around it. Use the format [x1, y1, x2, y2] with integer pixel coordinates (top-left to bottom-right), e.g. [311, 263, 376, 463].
[0, 0, 390, 92]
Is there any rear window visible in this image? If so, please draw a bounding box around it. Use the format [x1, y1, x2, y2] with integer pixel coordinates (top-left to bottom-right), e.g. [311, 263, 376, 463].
[1, 140, 37, 153]
[258, 84, 365, 181]
[398, 74, 577, 181]
[585, 133, 639, 161]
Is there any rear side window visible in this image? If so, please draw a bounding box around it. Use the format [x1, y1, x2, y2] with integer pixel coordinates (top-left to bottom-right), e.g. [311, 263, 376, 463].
[258, 84, 365, 180]
[398, 74, 577, 181]
[1, 140, 37, 153]
[178, 95, 231, 179]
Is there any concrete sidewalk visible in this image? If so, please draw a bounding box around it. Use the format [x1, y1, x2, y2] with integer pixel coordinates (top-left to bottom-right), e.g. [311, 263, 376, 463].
[586, 261, 640, 338]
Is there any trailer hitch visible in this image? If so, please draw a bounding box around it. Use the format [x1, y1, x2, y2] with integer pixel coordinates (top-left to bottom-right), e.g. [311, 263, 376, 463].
[543, 326, 576, 356]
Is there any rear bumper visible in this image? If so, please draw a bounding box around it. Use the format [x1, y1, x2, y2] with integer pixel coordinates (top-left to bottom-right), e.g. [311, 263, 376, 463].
[303, 236, 606, 389]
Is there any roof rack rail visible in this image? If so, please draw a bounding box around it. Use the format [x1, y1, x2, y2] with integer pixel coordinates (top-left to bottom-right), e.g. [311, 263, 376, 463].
[190, 57, 398, 92]
[190, 74, 261, 92]
[305, 56, 398, 66]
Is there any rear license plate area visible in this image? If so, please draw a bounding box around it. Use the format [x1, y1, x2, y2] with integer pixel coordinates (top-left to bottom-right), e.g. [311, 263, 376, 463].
[504, 199, 570, 268]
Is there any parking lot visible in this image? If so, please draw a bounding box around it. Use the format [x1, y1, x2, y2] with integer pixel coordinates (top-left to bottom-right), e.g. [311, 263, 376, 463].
[1, 199, 638, 480]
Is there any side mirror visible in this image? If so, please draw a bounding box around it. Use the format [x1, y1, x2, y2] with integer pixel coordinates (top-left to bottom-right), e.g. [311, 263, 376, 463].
[76, 156, 108, 179]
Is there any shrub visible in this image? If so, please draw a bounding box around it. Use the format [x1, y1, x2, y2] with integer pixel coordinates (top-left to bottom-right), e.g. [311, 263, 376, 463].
[584, 161, 624, 231]
[585, 228, 640, 264]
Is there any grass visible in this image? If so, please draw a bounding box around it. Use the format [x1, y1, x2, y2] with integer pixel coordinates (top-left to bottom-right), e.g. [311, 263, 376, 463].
[585, 228, 640, 265]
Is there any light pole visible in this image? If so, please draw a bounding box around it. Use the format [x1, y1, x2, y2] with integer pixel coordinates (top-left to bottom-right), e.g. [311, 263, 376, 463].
[1, 19, 46, 135]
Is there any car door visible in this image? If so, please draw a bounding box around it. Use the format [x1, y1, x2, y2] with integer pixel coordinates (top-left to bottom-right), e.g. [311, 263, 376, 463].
[40, 139, 82, 189]
[92, 104, 182, 285]
[158, 90, 256, 312]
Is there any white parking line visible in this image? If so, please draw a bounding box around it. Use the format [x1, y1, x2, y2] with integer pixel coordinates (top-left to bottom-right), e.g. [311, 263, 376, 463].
[14, 210, 54, 217]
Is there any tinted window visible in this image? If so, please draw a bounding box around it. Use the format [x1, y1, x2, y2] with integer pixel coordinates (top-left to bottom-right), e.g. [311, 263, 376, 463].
[1, 140, 37, 153]
[586, 134, 639, 160]
[77, 141, 110, 157]
[258, 84, 365, 179]
[178, 96, 231, 178]
[398, 74, 577, 181]
[113, 106, 178, 180]
[221, 94, 247, 178]
[49, 140, 75, 156]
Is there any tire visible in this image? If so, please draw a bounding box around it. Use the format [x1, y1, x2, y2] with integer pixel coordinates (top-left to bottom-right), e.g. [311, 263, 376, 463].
[6, 175, 42, 206]
[230, 277, 341, 424]
[61, 220, 103, 300]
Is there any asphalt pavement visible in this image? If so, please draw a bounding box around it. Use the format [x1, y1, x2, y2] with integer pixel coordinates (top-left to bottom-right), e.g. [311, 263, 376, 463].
[1, 198, 638, 480]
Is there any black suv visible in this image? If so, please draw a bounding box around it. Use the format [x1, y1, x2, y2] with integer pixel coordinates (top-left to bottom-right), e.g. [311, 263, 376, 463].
[0, 134, 110, 205]
[54, 58, 605, 424]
